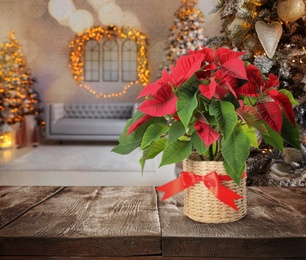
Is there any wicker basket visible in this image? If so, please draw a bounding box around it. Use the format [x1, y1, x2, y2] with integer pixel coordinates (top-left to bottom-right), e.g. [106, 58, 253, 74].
[183, 154, 247, 223]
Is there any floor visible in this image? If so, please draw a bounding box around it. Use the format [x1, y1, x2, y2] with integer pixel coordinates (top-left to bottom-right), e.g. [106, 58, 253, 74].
[0, 146, 33, 165]
[0, 144, 177, 186]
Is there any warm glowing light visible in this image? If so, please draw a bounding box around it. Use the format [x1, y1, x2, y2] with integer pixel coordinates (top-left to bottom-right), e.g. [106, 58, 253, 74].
[0, 124, 13, 149]
[68, 9, 94, 33]
[48, 0, 75, 21]
[98, 2, 123, 26]
[122, 11, 141, 29]
[69, 25, 149, 99]
[0, 31, 41, 125]
[87, 0, 113, 9]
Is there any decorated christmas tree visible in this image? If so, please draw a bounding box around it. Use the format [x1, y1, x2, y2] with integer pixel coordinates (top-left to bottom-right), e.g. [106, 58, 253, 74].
[164, 0, 207, 66]
[207, 0, 306, 101]
[0, 31, 41, 126]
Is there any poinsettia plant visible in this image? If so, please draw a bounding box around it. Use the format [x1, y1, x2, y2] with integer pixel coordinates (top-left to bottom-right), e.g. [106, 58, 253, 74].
[112, 47, 300, 185]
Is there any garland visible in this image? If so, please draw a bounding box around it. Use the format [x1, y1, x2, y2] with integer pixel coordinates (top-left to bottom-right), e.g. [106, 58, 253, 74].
[69, 25, 149, 99]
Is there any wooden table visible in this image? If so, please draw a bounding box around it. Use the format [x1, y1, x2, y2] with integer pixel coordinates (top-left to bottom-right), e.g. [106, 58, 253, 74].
[0, 186, 305, 259]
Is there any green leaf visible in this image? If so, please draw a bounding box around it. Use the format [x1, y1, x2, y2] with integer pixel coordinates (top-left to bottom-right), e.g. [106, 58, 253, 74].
[281, 112, 301, 149]
[241, 124, 259, 148]
[279, 89, 299, 106]
[221, 125, 250, 185]
[179, 136, 189, 141]
[112, 116, 166, 155]
[112, 125, 146, 155]
[209, 100, 237, 141]
[187, 124, 196, 135]
[177, 91, 198, 129]
[141, 123, 169, 149]
[168, 120, 186, 143]
[191, 131, 207, 154]
[262, 122, 284, 152]
[236, 105, 267, 134]
[176, 74, 198, 94]
[118, 110, 145, 142]
[251, 120, 267, 135]
[223, 94, 240, 109]
[223, 160, 246, 186]
[139, 138, 167, 172]
[160, 140, 192, 166]
[243, 96, 257, 106]
[202, 111, 217, 125]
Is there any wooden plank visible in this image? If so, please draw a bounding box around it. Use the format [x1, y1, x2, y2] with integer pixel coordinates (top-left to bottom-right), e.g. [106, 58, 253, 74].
[158, 187, 306, 258]
[249, 186, 306, 216]
[0, 186, 64, 228]
[0, 257, 279, 260]
[0, 186, 161, 257]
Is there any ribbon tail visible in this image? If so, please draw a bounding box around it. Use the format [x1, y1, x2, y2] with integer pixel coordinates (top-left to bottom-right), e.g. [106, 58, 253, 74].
[156, 177, 184, 200]
[216, 185, 243, 211]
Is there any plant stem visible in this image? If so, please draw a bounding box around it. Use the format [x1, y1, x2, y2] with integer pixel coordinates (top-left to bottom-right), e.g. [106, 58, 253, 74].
[200, 154, 205, 161]
[209, 145, 213, 161]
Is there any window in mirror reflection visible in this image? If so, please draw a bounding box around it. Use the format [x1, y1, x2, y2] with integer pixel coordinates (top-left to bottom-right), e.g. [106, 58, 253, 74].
[84, 39, 137, 83]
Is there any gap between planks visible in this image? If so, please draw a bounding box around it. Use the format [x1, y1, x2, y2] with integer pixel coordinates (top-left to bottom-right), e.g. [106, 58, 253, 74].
[0, 186, 66, 230]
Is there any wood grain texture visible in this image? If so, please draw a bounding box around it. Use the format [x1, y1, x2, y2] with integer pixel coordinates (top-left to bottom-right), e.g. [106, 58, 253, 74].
[0, 186, 64, 228]
[0, 186, 161, 257]
[0, 257, 279, 260]
[158, 187, 306, 258]
[249, 186, 306, 215]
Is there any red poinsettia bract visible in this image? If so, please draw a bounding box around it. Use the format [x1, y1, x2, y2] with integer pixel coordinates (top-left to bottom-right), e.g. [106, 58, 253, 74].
[215, 48, 247, 80]
[127, 114, 153, 135]
[235, 65, 296, 133]
[129, 47, 296, 137]
[113, 46, 300, 188]
[137, 50, 209, 117]
[199, 70, 238, 100]
[194, 120, 219, 148]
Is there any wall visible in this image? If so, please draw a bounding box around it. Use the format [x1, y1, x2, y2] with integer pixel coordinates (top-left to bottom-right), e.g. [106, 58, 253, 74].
[0, 0, 222, 106]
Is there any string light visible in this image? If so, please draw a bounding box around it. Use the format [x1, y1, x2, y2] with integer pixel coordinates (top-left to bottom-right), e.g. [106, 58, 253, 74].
[0, 123, 13, 149]
[0, 31, 41, 125]
[69, 25, 149, 99]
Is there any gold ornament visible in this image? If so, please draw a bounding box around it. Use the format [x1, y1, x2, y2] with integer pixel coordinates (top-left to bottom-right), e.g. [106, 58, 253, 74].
[255, 21, 283, 59]
[242, 36, 261, 53]
[227, 18, 244, 31]
[277, 0, 305, 22]
[250, 0, 267, 6]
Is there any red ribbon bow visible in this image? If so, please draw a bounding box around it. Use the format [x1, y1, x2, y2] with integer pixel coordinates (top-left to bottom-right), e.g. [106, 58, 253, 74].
[156, 171, 245, 211]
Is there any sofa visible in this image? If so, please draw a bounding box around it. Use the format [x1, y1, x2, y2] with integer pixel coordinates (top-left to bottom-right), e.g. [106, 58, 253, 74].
[45, 103, 137, 141]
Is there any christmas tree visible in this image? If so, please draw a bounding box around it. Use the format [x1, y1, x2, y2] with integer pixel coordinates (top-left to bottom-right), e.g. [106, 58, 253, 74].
[164, 0, 207, 66]
[207, 0, 306, 101]
[0, 31, 41, 126]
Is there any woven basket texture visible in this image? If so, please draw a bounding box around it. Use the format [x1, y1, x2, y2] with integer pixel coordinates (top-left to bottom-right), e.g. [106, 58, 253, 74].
[183, 154, 247, 223]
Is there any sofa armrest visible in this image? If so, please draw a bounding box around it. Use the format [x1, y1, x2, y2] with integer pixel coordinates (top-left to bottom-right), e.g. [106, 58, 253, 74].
[50, 104, 65, 124]
[45, 104, 64, 138]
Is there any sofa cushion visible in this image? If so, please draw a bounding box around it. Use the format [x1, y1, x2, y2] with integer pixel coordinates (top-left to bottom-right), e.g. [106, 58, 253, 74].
[63, 104, 133, 119]
[51, 118, 128, 135]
